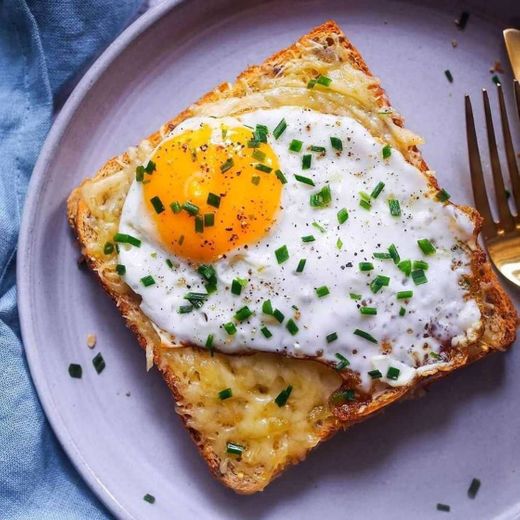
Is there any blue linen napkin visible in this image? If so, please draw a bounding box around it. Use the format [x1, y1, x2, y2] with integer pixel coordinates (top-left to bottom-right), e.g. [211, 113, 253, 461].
[0, 1, 141, 517]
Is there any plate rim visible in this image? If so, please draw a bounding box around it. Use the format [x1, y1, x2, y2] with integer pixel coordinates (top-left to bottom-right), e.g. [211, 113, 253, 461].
[17, 1, 184, 518]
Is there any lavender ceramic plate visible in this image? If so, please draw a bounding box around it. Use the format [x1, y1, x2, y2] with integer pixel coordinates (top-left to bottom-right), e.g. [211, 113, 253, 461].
[18, 0, 520, 518]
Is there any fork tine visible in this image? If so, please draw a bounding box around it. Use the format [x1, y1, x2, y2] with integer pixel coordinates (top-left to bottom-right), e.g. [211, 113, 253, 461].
[482, 88, 515, 231]
[515, 80, 520, 122]
[498, 83, 520, 218]
[465, 95, 497, 240]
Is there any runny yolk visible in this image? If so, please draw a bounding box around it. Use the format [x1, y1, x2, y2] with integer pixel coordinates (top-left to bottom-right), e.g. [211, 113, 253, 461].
[143, 124, 283, 262]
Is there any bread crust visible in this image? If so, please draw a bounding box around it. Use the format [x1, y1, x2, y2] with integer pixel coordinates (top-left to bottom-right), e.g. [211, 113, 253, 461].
[67, 20, 517, 493]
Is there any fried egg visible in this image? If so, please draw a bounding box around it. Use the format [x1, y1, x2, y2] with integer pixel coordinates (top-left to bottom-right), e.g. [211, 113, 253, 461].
[117, 107, 481, 390]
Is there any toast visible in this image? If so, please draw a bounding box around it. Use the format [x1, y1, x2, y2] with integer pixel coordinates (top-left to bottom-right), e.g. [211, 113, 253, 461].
[67, 21, 517, 494]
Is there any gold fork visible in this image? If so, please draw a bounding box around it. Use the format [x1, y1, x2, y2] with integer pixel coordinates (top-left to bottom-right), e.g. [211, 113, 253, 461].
[465, 80, 520, 286]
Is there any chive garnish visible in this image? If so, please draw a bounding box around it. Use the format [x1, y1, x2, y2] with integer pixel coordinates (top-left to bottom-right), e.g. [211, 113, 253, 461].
[194, 215, 204, 233]
[261, 326, 272, 338]
[310, 145, 326, 153]
[436, 189, 451, 202]
[302, 154, 312, 170]
[207, 192, 221, 208]
[170, 201, 181, 214]
[326, 332, 338, 343]
[272, 118, 287, 139]
[272, 309, 285, 323]
[388, 199, 401, 216]
[417, 238, 436, 255]
[254, 124, 268, 142]
[103, 242, 114, 255]
[316, 75, 332, 87]
[467, 478, 481, 499]
[397, 290, 413, 299]
[368, 369, 382, 379]
[143, 494, 156, 504]
[398, 259, 412, 276]
[247, 139, 259, 148]
[286, 319, 298, 335]
[349, 293, 361, 300]
[353, 329, 378, 343]
[234, 306, 252, 322]
[373, 252, 392, 259]
[275, 169, 287, 184]
[135, 165, 145, 182]
[218, 388, 232, 400]
[413, 260, 429, 270]
[231, 278, 246, 295]
[312, 222, 326, 233]
[359, 262, 374, 271]
[335, 353, 350, 370]
[315, 286, 330, 298]
[68, 363, 82, 379]
[331, 389, 356, 404]
[289, 139, 303, 152]
[275, 245, 289, 264]
[386, 367, 400, 380]
[444, 69, 454, 83]
[412, 269, 428, 285]
[251, 176, 260, 185]
[337, 208, 349, 224]
[150, 196, 164, 214]
[370, 275, 390, 293]
[371, 181, 385, 199]
[116, 264, 126, 276]
[430, 351, 442, 360]
[307, 79, 317, 89]
[92, 353, 105, 374]
[388, 244, 400, 264]
[140, 275, 155, 287]
[182, 201, 199, 216]
[296, 258, 306, 273]
[255, 163, 272, 173]
[114, 233, 141, 247]
[223, 322, 237, 335]
[226, 442, 245, 455]
[436, 504, 450, 513]
[252, 149, 266, 162]
[204, 213, 214, 227]
[275, 385, 293, 406]
[184, 292, 208, 309]
[220, 158, 234, 172]
[360, 307, 377, 315]
[330, 137, 343, 151]
[310, 185, 332, 208]
[262, 300, 273, 315]
[294, 174, 315, 186]
[382, 144, 392, 159]
[337, 238, 343, 250]
[359, 197, 372, 210]
[178, 305, 193, 314]
[301, 235, 315, 243]
[144, 160, 156, 173]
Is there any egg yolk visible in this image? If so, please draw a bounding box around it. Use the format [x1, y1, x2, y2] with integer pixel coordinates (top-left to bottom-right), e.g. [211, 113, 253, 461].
[143, 124, 283, 262]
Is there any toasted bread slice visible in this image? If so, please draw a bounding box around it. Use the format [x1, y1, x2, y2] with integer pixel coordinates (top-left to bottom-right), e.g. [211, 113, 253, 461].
[67, 21, 517, 494]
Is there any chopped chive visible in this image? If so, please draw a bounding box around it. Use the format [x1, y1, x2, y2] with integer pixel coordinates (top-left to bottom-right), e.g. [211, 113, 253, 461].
[386, 367, 400, 380]
[272, 118, 287, 139]
[170, 201, 181, 214]
[220, 158, 234, 172]
[360, 306, 377, 315]
[252, 149, 266, 162]
[294, 174, 315, 186]
[310, 145, 326, 153]
[445, 69, 454, 83]
[103, 242, 114, 255]
[331, 389, 356, 404]
[399, 306, 406, 316]
[310, 185, 332, 208]
[182, 201, 199, 216]
[207, 192, 221, 208]
[255, 163, 272, 173]
[218, 388, 232, 400]
[289, 139, 303, 152]
[388, 244, 400, 264]
[247, 139, 259, 148]
[296, 258, 306, 273]
[68, 363, 82, 379]
[114, 233, 141, 247]
[140, 275, 155, 287]
[388, 199, 401, 216]
[307, 79, 316, 88]
[261, 326, 272, 338]
[223, 322, 237, 335]
[275, 245, 289, 264]
[234, 306, 252, 322]
[413, 260, 429, 270]
[468, 478, 481, 499]
[382, 144, 392, 159]
[326, 332, 338, 343]
[359, 198, 371, 210]
[254, 124, 268, 143]
[436, 504, 450, 513]
[231, 278, 245, 295]
[371, 181, 385, 199]
[368, 369, 382, 379]
[312, 221, 326, 233]
[417, 238, 436, 255]
[262, 300, 273, 315]
[275, 169, 287, 184]
[143, 494, 155, 504]
[135, 165, 145, 182]
[226, 442, 245, 455]
[92, 353, 105, 374]
[194, 215, 204, 233]
[336, 238, 343, 250]
[251, 176, 260, 185]
[272, 309, 285, 323]
[337, 208, 349, 224]
[275, 385, 293, 406]
[370, 275, 390, 293]
[397, 290, 413, 299]
[184, 292, 208, 309]
[349, 293, 361, 300]
[353, 329, 378, 343]
[316, 75, 332, 87]
[204, 213, 214, 227]
[492, 74, 501, 86]
[302, 154, 312, 170]
[335, 353, 350, 370]
[315, 285, 330, 298]
[150, 196, 164, 214]
[359, 262, 374, 271]
[205, 334, 214, 350]
[430, 351, 442, 360]
[286, 319, 299, 335]
[178, 305, 193, 314]
[301, 235, 316, 243]
[412, 269, 428, 285]
[330, 137, 343, 151]
[436, 188, 451, 202]
[398, 259, 412, 276]
[373, 252, 392, 259]
[144, 160, 156, 173]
